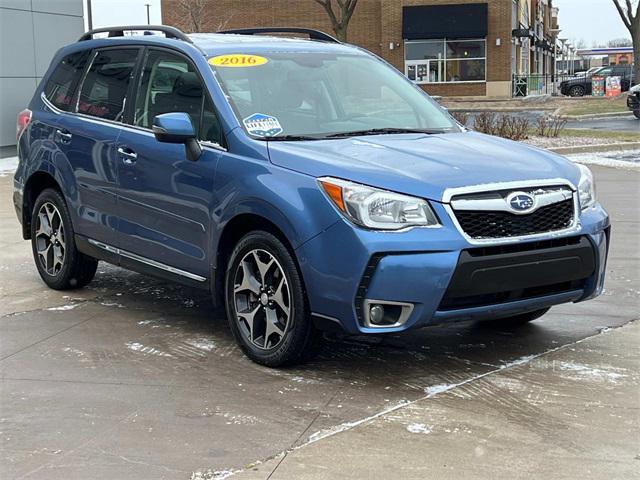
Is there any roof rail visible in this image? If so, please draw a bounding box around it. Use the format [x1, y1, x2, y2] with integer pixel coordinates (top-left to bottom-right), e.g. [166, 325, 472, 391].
[218, 27, 340, 44]
[78, 25, 193, 44]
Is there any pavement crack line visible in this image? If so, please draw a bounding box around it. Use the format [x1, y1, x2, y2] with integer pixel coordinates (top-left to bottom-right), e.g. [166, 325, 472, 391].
[265, 390, 341, 480]
[222, 318, 638, 479]
[0, 310, 100, 362]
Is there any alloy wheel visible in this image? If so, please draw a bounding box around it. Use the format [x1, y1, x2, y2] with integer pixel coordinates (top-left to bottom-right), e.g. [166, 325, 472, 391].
[233, 249, 291, 350]
[35, 202, 66, 276]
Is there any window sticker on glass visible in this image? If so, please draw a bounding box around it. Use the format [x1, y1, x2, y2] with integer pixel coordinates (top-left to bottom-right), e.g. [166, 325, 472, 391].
[243, 113, 283, 137]
[209, 54, 268, 67]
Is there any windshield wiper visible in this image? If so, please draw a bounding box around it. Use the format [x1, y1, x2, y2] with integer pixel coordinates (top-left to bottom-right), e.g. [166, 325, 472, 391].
[256, 135, 324, 141]
[323, 128, 450, 138]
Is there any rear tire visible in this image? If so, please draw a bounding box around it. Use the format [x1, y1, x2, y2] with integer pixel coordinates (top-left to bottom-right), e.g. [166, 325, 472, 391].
[568, 85, 585, 97]
[30, 188, 98, 290]
[483, 307, 550, 328]
[224, 230, 322, 367]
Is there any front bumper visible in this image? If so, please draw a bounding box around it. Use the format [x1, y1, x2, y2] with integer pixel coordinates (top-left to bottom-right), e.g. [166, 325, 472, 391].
[297, 201, 610, 335]
[627, 93, 640, 111]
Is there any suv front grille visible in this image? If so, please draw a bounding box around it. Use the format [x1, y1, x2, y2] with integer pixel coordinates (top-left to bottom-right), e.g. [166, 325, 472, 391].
[455, 198, 574, 239]
[450, 186, 575, 239]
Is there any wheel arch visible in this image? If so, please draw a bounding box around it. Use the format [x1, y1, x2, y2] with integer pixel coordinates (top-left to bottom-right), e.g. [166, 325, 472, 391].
[21, 171, 64, 240]
[212, 212, 301, 309]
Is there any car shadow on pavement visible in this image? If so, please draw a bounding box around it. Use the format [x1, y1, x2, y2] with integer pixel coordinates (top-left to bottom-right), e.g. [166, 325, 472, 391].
[85, 262, 562, 393]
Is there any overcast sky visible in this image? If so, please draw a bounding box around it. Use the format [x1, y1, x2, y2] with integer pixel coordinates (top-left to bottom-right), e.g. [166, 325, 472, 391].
[554, 0, 631, 47]
[87, 0, 631, 48]
[85, 0, 162, 29]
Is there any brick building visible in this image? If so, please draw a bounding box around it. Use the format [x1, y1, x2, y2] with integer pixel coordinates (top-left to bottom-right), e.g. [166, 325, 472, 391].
[162, 0, 559, 98]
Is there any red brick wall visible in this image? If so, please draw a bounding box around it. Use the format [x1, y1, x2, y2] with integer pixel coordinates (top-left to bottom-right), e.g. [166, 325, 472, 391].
[162, 0, 513, 96]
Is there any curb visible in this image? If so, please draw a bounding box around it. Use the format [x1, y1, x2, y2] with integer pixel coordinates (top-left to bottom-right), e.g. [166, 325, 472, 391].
[557, 111, 634, 120]
[548, 142, 640, 155]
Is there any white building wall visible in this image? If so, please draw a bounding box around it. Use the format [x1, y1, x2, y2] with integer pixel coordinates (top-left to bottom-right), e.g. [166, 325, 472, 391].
[0, 0, 84, 147]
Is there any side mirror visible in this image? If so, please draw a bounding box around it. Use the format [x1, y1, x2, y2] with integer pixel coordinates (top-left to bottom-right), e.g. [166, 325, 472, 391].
[152, 112, 202, 161]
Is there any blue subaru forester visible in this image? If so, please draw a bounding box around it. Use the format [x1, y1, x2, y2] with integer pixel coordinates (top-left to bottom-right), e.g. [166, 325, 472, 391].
[13, 26, 610, 366]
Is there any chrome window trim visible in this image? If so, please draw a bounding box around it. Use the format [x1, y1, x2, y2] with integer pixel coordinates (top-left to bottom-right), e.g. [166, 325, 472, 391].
[41, 91, 65, 114]
[74, 49, 100, 114]
[88, 239, 207, 282]
[442, 179, 580, 245]
[42, 93, 228, 152]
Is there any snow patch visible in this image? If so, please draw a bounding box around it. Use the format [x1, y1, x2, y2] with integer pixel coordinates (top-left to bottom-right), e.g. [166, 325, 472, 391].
[47, 304, 79, 311]
[0, 156, 19, 176]
[100, 301, 124, 308]
[566, 150, 640, 171]
[557, 361, 627, 383]
[186, 338, 216, 352]
[501, 354, 536, 368]
[191, 469, 236, 480]
[406, 423, 432, 434]
[126, 341, 173, 357]
[424, 383, 456, 397]
[307, 400, 410, 444]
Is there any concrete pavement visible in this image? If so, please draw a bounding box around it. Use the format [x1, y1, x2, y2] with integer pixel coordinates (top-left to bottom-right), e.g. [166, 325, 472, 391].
[0, 165, 638, 480]
[237, 321, 640, 480]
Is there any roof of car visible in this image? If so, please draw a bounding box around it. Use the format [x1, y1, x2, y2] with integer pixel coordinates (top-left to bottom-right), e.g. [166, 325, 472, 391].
[67, 30, 362, 59]
[189, 33, 359, 56]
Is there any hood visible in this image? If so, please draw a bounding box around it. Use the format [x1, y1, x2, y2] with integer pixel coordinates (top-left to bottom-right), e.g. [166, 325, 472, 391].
[630, 83, 640, 93]
[267, 131, 580, 202]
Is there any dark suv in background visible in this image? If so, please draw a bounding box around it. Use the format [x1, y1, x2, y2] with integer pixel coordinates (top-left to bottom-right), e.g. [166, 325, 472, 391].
[560, 65, 635, 97]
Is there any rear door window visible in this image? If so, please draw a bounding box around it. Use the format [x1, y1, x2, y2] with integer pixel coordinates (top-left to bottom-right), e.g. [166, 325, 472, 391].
[43, 50, 91, 111]
[77, 48, 140, 121]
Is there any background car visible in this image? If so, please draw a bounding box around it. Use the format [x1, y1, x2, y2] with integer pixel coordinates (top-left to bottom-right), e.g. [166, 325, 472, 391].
[560, 65, 634, 97]
[628, 83, 640, 119]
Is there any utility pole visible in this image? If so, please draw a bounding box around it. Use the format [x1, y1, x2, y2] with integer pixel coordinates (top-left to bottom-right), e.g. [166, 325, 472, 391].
[86, 0, 93, 30]
[145, 3, 151, 25]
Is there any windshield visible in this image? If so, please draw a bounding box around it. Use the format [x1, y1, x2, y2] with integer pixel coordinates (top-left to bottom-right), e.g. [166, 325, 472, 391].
[209, 52, 459, 139]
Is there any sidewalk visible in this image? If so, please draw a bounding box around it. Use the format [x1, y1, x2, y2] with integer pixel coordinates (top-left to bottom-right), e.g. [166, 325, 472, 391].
[235, 321, 639, 480]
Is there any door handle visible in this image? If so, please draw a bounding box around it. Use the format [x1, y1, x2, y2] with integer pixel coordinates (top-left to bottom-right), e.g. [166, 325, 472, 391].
[55, 129, 72, 143]
[117, 147, 138, 164]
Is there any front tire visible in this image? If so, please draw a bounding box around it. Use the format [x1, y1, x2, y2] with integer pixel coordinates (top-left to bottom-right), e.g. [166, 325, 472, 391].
[30, 189, 98, 290]
[568, 85, 585, 97]
[224, 231, 321, 367]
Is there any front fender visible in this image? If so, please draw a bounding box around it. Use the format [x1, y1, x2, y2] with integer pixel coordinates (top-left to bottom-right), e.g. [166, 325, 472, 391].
[213, 159, 339, 252]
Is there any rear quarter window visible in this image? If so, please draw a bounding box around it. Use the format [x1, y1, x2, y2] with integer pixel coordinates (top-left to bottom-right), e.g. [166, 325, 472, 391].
[43, 50, 91, 111]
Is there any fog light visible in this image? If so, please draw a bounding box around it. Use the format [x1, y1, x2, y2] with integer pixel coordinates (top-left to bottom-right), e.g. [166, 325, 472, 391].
[369, 304, 385, 325]
[363, 300, 414, 328]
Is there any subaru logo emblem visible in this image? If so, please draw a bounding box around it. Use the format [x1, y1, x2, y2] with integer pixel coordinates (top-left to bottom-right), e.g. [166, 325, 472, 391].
[507, 192, 536, 214]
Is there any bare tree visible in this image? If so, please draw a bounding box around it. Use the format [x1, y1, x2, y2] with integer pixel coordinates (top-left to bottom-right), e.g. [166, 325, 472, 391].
[174, 0, 206, 32]
[608, 37, 633, 47]
[612, 0, 639, 78]
[313, 0, 359, 42]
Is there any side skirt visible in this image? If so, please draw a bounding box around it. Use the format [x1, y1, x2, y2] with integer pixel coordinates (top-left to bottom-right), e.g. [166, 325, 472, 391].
[75, 234, 211, 290]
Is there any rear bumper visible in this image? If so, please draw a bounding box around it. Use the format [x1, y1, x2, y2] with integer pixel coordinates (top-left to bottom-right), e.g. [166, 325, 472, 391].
[299, 202, 610, 335]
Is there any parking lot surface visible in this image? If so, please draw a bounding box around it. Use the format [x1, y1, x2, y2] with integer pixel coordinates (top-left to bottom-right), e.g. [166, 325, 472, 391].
[1, 166, 638, 480]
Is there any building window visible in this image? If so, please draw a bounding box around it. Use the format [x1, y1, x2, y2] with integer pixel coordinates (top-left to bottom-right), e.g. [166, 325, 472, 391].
[405, 39, 486, 84]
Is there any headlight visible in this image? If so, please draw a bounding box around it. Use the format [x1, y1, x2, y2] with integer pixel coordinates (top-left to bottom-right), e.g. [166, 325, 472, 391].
[577, 164, 596, 210]
[319, 177, 439, 230]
